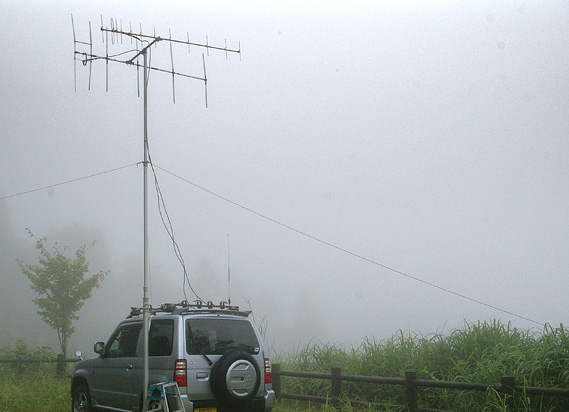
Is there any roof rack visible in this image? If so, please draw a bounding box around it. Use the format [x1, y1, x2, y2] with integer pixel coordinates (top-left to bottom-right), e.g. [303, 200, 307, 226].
[128, 300, 243, 318]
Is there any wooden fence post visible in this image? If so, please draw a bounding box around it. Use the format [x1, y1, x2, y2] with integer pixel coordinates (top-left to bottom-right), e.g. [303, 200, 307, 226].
[501, 375, 516, 411]
[405, 370, 418, 412]
[57, 354, 65, 377]
[331, 367, 342, 405]
[273, 363, 281, 399]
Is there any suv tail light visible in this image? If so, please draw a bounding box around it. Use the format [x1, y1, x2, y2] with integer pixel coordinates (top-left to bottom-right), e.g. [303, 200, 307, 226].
[173, 359, 187, 387]
[264, 358, 272, 384]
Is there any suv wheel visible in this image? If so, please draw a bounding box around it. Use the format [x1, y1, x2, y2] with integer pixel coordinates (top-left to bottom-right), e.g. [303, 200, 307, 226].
[71, 384, 93, 412]
[210, 350, 261, 405]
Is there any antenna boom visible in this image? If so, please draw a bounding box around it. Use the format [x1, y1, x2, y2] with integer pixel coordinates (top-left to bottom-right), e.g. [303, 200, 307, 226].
[101, 26, 241, 55]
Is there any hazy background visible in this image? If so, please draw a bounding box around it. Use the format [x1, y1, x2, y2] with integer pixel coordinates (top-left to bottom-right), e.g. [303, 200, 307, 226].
[1, 0, 568, 356]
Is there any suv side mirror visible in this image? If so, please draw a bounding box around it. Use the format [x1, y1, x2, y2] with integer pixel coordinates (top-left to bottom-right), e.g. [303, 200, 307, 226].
[94, 341, 105, 355]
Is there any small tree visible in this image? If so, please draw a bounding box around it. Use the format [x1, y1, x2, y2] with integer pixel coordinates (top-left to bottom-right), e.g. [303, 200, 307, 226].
[17, 230, 108, 357]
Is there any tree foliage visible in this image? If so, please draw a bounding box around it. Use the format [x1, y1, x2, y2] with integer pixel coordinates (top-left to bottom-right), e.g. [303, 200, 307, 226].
[17, 230, 108, 357]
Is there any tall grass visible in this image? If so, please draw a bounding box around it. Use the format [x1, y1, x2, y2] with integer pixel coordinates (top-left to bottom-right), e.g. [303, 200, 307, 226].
[0, 340, 70, 412]
[0, 369, 69, 412]
[276, 321, 569, 412]
[2, 322, 569, 412]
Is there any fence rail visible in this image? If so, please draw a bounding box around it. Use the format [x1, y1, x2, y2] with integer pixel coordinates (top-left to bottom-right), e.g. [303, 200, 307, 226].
[272, 364, 569, 412]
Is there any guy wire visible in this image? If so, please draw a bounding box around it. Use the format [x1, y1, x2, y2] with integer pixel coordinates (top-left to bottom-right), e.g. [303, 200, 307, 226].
[154, 165, 544, 327]
[0, 163, 139, 200]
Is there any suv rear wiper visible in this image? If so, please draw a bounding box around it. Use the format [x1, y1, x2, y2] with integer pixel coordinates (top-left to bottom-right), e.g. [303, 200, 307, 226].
[202, 354, 213, 365]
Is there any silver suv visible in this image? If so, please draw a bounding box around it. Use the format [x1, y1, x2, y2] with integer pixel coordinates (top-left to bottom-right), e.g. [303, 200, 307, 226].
[71, 302, 275, 412]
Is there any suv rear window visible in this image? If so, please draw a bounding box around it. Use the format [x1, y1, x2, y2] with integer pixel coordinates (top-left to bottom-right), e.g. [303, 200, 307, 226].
[186, 318, 260, 355]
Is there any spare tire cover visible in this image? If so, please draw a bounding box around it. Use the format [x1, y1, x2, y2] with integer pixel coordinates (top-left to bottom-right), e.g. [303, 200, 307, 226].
[210, 350, 261, 404]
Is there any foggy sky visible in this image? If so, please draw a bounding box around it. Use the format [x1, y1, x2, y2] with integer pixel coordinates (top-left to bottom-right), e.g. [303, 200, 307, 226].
[1, 0, 569, 355]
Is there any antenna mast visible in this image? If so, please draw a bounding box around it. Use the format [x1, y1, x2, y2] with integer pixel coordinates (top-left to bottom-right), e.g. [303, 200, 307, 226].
[72, 15, 240, 412]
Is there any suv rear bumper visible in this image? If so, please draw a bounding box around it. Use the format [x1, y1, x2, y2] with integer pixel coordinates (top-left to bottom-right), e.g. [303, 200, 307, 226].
[265, 389, 275, 410]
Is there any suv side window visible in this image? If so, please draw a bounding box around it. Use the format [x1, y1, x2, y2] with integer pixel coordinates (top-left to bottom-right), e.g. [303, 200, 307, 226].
[106, 323, 142, 358]
[149, 319, 174, 357]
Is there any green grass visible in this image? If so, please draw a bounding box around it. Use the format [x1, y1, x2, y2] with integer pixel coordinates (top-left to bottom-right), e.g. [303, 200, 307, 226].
[275, 321, 569, 412]
[273, 399, 402, 412]
[2, 321, 569, 412]
[0, 369, 69, 412]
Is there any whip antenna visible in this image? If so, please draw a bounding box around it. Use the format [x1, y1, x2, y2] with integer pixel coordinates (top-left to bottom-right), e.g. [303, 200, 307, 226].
[227, 233, 231, 306]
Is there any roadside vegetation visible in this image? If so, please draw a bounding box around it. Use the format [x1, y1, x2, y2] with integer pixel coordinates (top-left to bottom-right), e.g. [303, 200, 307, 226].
[0, 341, 68, 412]
[2, 321, 569, 411]
[276, 320, 569, 411]
[0, 369, 69, 412]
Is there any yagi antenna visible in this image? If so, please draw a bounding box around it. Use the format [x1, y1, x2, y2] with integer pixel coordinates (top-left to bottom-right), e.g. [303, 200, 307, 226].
[71, 14, 241, 106]
[71, 14, 241, 412]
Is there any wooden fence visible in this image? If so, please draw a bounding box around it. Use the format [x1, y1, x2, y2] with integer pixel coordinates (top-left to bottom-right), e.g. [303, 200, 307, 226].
[0, 355, 79, 377]
[272, 364, 569, 412]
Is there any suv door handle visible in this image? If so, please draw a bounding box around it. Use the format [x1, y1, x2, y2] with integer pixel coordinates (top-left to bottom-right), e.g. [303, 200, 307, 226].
[196, 372, 209, 380]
